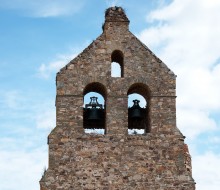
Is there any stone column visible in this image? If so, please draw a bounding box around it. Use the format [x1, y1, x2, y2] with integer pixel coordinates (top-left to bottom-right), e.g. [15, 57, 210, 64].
[106, 96, 128, 135]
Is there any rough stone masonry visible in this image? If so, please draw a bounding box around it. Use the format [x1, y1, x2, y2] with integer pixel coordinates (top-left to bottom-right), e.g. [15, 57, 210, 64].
[40, 7, 196, 190]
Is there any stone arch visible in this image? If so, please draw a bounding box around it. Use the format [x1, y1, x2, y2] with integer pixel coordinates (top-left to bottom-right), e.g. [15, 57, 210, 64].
[127, 83, 150, 100]
[83, 82, 107, 101]
[127, 83, 151, 133]
[111, 50, 124, 77]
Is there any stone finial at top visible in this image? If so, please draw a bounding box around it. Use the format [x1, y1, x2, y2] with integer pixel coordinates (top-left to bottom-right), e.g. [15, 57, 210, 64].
[105, 6, 130, 23]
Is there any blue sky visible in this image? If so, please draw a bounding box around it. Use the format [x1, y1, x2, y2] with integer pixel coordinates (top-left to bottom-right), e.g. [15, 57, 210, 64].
[0, 0, 220, 189]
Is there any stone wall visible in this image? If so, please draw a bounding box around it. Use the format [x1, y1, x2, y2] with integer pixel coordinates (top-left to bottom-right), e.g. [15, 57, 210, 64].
[40, 7, 195, 190]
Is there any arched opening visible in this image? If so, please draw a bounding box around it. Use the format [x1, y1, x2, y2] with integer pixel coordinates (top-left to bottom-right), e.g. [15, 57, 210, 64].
[127, 83, 150, 135]
[83, 82, 106, 134]
[111, 50, 124, 77]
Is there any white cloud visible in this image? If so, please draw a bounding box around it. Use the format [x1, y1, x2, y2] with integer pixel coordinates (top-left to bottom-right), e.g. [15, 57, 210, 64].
[0, 88, 55, 135]
[0, 0, 84, 17]
[208, 136, 220, 144]
[35, 108, 55, 129]
[138, 0, 220, 139]
[111, 62, 121, 77]
[38, 52, 77, 79]
[1, 90, 21, 109]
[37, 43, 90, 79]
[0, 89, 52, 190]
[0, 147, 47, 190]
[177, 108, 217, 139]
[192, 152, 220, 190]
[105, 0, 119, 7]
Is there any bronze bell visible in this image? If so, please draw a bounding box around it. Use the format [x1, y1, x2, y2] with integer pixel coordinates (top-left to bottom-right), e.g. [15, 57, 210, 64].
[87, 108, 102, 121]
[130, 99, 143, 119]
[85, 97, 103, 121]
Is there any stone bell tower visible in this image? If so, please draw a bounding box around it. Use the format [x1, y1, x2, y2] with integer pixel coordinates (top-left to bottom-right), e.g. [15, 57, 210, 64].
[40, 7, 195, 190]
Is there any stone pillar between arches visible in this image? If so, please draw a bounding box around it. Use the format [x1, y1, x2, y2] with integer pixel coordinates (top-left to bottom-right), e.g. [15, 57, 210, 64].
[106, 95, 128, 135]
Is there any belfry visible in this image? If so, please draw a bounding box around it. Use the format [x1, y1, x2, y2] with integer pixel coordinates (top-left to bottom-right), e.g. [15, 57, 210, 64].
[40, 7, 195, 190]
